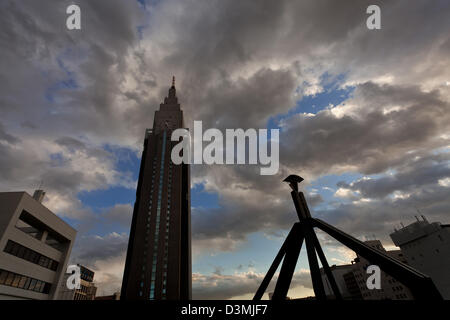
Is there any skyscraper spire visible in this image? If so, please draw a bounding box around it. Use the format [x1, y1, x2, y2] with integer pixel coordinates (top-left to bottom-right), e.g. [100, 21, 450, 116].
[168, 75, 177, 99]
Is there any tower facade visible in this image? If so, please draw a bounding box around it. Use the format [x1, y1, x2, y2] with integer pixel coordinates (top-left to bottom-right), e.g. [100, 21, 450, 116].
[121, 78, 191, 300]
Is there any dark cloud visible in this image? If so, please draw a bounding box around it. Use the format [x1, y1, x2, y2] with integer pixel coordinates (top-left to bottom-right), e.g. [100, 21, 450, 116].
[337, 153, 450, 199]
[0, 138, 39, 182]
[101, 203, 133, 228]
[195, 68, 297, 129]
[281, 82, 450, 175]
[74, 232, 128, 263]
[316, 180, 450, 245]
[69, 232, 128, 296]
[191, 164, 325, 251]
[0, 122, 20, 144]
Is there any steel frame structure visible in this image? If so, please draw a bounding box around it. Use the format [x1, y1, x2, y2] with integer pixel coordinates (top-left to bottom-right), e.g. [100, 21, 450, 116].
[253, 175, 442, 300]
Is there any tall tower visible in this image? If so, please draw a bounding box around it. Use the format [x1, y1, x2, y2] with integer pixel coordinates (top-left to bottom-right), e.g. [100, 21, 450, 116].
[121, 77, 191, 300]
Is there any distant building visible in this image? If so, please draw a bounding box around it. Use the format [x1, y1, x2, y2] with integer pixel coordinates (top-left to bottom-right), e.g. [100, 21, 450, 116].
[320, 264, 356, 299]
[57, 264, 97, 300]
[390, 217, 450, 299]
[74, 265, 97, 300]
[0, 190, 76, 300]
[95, 292, 120, 300]
[320, 240, 413, 300]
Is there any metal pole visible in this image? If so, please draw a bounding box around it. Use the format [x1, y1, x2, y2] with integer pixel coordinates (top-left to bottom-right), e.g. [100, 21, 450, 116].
[272, 224, 304, 300]
[253, 224, 297, 300]
[298, 191, 342, 299]
[302, 221, 326, 300]
[309, 231, 342, 299]
[290, 190, 326, 299]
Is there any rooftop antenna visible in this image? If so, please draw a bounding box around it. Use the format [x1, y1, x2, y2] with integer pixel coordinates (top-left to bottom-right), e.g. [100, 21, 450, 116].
[415, 207, 428, 222]
[415, 207, 423, 217]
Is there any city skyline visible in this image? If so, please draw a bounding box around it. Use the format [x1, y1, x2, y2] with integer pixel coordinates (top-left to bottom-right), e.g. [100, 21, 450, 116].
[0, 0, 449, 299]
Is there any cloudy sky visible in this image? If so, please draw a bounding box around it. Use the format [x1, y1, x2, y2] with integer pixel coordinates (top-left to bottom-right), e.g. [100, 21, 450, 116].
[0, 0, 449, 299]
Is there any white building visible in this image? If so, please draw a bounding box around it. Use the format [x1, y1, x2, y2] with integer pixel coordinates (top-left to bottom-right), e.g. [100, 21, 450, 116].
[390, 217, 450, 299]
[0, 190, 76, 300]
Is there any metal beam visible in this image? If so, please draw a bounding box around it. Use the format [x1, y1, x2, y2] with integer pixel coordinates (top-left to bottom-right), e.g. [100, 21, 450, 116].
[272, 224, 304, 300]
[309, 230, 342, 299]
[302, 221, 326, 300]
[312, 218, 443, 300]
[253, 223, 297, 300]
[298, 191, 341, 299]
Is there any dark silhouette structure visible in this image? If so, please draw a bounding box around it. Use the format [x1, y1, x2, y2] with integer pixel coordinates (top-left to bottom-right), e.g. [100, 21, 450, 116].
[121, 77, 191, 300]
[254, 175, 442, 300]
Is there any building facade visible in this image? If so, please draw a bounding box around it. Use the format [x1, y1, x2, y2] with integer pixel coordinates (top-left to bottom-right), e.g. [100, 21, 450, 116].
[390, 217, 450, 299]
[121, 78, 191, 300]
[320, 264, 357, 299]
[74, 265, 97, 300]
[0, 190, 76, 300]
